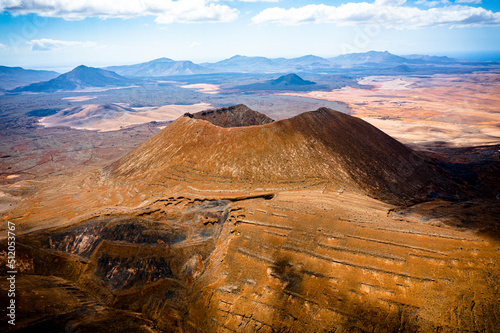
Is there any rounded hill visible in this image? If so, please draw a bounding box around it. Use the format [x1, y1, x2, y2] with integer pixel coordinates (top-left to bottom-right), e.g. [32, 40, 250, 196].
[107, 105, 452, 204]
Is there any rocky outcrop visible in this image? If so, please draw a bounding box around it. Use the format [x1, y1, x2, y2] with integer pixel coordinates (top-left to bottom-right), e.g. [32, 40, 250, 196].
[184, 104, 275, 128]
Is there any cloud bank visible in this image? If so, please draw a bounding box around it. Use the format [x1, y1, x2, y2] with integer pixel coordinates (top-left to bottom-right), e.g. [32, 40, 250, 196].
[0, 0, 239, 23]
[252, 1, 500, 29]
[27, 39, 96, 51]
[455, 0, 482, 3]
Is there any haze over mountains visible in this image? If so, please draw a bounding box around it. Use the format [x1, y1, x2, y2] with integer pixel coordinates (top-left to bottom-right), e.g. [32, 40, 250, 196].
[104, 57, 211, 76]
[3, 51, 498, 93]
[107, 51, 467, 76]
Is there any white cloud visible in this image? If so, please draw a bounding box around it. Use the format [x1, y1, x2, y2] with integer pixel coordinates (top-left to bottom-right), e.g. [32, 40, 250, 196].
[0, 0, 239, 23]
[27, 39, 96, 51]
[237, 0, 279, 2]
[154, 1, 239, 24]
[375, 0, 406, 5]
[455, 0, 482, 3]
[0, 42, 6, 49]
[415, 0, 450, 7]
[252, 1, 500, 29]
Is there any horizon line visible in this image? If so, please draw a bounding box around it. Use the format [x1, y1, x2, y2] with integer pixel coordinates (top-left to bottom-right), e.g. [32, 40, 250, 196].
[5, 50, 500, 73]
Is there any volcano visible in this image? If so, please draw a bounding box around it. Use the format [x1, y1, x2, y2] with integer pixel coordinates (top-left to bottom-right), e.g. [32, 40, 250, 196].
[108, 105, 450, 204]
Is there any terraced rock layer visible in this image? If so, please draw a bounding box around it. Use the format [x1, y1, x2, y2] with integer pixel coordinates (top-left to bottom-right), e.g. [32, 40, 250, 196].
[5, 191, 498, 332]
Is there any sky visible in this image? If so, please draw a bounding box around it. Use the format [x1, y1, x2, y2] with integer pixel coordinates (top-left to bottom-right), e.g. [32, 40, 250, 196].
[0, 0, 499, 71]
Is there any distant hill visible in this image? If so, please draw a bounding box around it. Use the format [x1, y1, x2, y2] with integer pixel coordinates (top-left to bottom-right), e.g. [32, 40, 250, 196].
[204, 55, 279, 73]
[202, 52, 470, 73]
[403, 54, 460, 64]
[274, 55, 335, 71]
[11, 65, 133, 93]
[271, 73, 316, 86]
[328, 51, 466, 68]
[203, 55, 335, 73]
[104, 58, 212, 77]
[40, 103, 135, 129]
[329, 51, 409, 67]
[235, 73, 319, 91]
[386, 64, 414, 73]
[0, 66, 59, 90]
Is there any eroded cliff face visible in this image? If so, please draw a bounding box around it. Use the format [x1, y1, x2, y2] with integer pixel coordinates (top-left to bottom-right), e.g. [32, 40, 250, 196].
[10, 197, 237, 331]
[6, 191, 499, 332]
[185, 191, 500, 333]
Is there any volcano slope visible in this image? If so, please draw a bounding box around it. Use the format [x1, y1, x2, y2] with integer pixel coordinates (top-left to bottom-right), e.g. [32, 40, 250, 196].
[1, 106, 499, 332]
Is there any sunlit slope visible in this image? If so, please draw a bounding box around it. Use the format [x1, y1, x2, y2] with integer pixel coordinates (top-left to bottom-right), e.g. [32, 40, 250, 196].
[108, 107, 451, 204]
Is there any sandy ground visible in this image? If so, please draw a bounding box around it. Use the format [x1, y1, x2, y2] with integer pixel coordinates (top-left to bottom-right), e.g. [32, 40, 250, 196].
[283, 72, 500, 147]
[180, 83, 221, 94]
[40, 102, 211, 132]
[62, 96, 97, 102]
[358, 76, 419, 90]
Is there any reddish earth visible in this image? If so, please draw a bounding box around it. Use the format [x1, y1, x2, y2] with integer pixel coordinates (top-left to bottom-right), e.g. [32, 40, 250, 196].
[0, 105, 499, 332]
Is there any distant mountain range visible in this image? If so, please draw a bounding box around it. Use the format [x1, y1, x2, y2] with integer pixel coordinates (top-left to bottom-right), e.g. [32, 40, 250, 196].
[328, 51, 463, 68]
[2, 51, 492, 92]
[104, 57, 212, 76]
[11, 65, 133, 93]
[402, 54, 461, 64]
[202, 54, 338, 74]
[203, 55, 278, 73]
[0, 66, 59, 90]
[328, 51, 410, 66]
[102, 51, 464, 76]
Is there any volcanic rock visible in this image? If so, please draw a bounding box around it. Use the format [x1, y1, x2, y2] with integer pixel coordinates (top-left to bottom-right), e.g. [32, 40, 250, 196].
[184, 104, 274, 128]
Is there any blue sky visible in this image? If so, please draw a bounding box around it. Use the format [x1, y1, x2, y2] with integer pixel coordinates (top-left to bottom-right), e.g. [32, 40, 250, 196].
[0, 0, 499, 71]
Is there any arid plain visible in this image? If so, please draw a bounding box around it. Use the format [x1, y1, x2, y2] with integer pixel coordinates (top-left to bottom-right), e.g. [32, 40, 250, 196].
[285, 72, 500, 148]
